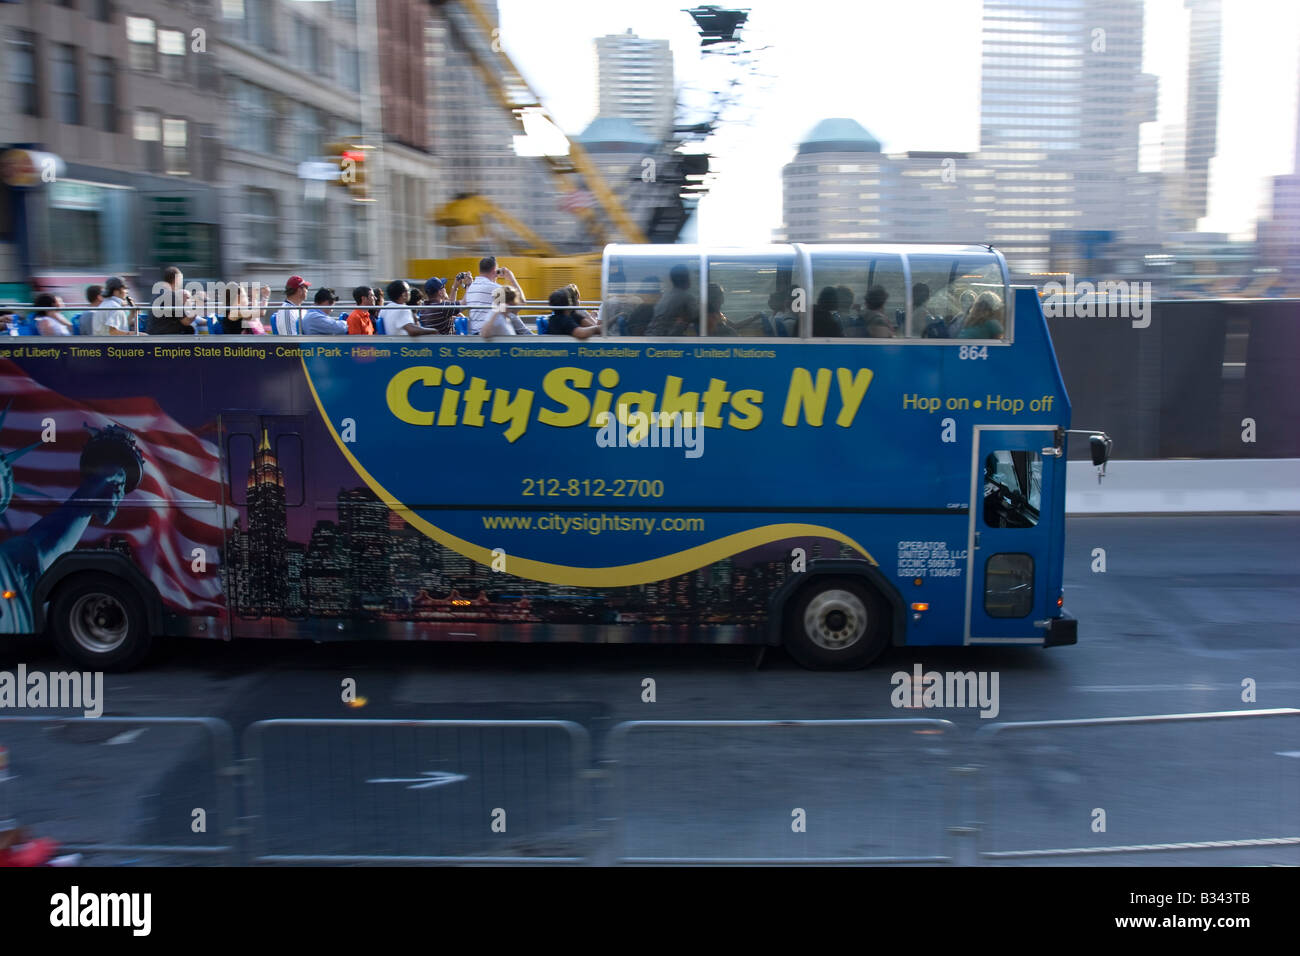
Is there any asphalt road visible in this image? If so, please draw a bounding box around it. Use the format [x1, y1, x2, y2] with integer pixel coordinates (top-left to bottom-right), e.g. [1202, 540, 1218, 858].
[1, 515, 1297, 864]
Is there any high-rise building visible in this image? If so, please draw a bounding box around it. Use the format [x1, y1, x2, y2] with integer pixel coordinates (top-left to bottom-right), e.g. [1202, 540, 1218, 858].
[778, 120, 994, 244]
[428, 0, 581, 255]
[978, 0, 1159, 270]
[1257, 49, 1300, 274]
[1182, 0, 1222, 227]
[595, 30, 675, 141]
[246, 429, 288, 616]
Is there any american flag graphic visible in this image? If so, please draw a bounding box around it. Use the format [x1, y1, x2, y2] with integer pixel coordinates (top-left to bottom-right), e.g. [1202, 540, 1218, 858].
[0, 360, 235, 614]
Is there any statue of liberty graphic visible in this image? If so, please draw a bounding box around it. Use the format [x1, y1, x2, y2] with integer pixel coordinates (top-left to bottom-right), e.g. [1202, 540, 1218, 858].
[0, 403, 144, 633]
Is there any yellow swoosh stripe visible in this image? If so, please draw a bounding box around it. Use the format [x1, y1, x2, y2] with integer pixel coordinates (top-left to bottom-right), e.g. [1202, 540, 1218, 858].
[302, 359, 876, 586]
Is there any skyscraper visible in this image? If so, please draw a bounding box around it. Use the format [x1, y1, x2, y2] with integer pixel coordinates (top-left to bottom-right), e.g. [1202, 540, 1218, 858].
[246, 430, 289, 616]
[1257, 46, 1300, 274]
[778, 119, 994, 244]
[1182, 0, 1222, 226]
[595, 30, 676, 141]
[978, 0, 1159, 269]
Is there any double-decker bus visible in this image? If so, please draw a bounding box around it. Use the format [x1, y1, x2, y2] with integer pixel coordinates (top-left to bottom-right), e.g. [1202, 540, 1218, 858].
[0, 243, 1107, 670]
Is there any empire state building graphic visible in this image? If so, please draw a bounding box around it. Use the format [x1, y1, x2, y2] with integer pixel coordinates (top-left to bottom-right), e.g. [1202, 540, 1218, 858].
[246, 428, 288, 615]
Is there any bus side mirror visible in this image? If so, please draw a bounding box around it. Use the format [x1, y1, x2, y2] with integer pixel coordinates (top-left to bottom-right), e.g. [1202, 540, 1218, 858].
[1089, 434, 1112, 467]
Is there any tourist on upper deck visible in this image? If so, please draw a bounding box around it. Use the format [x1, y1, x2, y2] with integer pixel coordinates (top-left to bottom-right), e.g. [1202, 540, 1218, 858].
[346, 286, 376, 335]
[383, 279, 440, 337]
[149, 266, 199, 335]
[812, 287, 843, 337]
[96, 277, 138, 336]
[957, 292, 1005, 339]
[34, 293, 74, 336]
[76, 285, 103, 336]
[302, 288, 348, 335]
[545, 288, 601, 339]
[270, 276, 311, 335]
[418, 275, 468, 334]
[858, 285, 895, 338]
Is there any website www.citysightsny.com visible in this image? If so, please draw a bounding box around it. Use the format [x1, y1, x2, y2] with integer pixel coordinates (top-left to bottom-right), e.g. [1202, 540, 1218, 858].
[481, 513, 705, 536]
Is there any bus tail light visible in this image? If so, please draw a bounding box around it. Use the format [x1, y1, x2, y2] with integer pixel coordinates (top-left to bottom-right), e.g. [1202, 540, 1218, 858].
[911, 603, 929, 612]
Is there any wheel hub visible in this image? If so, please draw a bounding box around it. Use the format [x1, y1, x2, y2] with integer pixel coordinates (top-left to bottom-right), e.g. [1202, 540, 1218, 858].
[804, 589, 868, 651]
[70, 593, 129, 654]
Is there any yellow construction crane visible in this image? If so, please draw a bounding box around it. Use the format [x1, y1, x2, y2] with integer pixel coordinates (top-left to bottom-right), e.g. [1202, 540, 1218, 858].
[434, 0, 647, 247]
[433, 194, 560, 257]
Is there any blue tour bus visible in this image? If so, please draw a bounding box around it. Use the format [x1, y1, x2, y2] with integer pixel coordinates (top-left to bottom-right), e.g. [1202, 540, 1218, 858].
[0, 243, 1107, 670]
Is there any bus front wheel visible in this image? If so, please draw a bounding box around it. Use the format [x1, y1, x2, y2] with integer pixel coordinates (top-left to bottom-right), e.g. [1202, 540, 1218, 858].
[784, 577, 889, 670]
[49, 573, 152, 672]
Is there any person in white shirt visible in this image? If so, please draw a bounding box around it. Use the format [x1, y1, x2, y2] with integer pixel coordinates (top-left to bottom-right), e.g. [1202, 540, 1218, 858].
[464, 256, 531, 334]
[95, 276, 138, 336]
[270, 275, 311, 335]
[381, 279, 441, 337]
[33, 293, 74, 336]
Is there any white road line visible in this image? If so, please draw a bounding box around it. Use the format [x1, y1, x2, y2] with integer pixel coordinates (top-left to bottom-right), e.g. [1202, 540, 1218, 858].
[1078, 682, 1300, 692]
[104, 729, 147, 745]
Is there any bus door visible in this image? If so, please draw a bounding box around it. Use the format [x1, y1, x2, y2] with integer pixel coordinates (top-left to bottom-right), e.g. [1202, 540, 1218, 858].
[966, 426, 1061, 643]
[220, 413, 308, 637]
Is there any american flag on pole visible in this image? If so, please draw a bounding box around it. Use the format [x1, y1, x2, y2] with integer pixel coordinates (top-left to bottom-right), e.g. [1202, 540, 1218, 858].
[0, 360, 235, 614]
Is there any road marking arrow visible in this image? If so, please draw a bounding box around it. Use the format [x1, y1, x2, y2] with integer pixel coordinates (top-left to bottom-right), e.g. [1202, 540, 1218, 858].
[367, 770, 468, 790]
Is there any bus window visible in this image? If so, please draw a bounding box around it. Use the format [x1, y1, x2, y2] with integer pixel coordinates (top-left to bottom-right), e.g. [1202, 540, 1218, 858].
[909, 252, 1008, 340]
[809, 250, 906, 339]
[705, 253, 796, 338]
[982, 450, 1042, 528]
[604, 253, 701, 336]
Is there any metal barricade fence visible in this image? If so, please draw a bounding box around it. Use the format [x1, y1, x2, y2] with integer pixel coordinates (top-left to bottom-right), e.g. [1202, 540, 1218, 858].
[0, 716, 238, 863]
[973, 708, 1300, 864]
[605, 719, 961, 865]
[242, 719, 591, 864]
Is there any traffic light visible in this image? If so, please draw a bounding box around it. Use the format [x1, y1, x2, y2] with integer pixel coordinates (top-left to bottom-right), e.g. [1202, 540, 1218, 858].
[324, 140, 372, 202]
[343, 149, 369, 202]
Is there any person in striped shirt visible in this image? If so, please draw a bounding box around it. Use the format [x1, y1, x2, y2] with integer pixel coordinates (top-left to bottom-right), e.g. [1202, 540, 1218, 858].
[270, 275, 311, 335]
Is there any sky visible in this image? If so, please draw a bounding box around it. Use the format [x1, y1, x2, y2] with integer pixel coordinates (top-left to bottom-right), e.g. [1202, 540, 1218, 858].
[496, 0, 1300, 244]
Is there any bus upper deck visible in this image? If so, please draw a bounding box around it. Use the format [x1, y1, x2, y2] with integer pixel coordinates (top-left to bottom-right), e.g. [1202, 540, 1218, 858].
[599, 243, 1012, 341]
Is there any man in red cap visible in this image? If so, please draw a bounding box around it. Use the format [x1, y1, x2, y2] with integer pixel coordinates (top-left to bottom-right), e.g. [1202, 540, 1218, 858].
[270, 275, 310, 335]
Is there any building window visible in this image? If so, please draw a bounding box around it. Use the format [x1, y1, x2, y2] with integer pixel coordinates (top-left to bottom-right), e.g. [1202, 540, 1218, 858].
[133, 108, 160, 141]
[126, 16, 156, 72]
[158, 29, 186, 83]
[244, 0, 275, 51]
[163, 118, 188, 175]
[231, 79, 273, 153]
[245, 187, 279, 261]
[295, 17, 321, 70]
[338, 46, 360, 92]
[297, 106, 323, 161]
[89, 56, 117, 132]
[9, 30, 39, 117]
[302, 197, 325, 261]
[94, 0, 114, 23]
[52, 44, 81, 126]
[336, 0, 357, 21]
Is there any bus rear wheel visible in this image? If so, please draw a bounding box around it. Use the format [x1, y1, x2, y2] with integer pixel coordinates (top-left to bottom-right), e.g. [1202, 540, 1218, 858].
[784, 577, 889, 670]
[49, 573, 152, 672]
